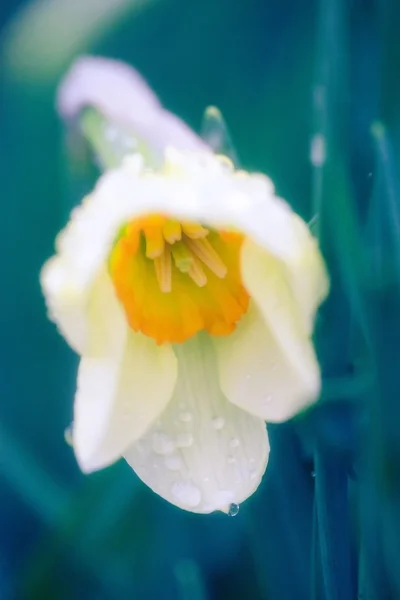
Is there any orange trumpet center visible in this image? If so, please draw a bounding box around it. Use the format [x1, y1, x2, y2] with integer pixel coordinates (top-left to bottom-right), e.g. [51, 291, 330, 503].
[109, 215, 249, 344]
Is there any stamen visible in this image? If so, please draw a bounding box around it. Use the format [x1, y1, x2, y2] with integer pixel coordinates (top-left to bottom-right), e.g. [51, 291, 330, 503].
[185, 237, 227, 278]
[144, 226, 165, 259]
[188, 256, 208, 287]
[122, 225, 140, 255]
[109, 213, 248, 344]
[171, 241, 194, 273]
[163, 220, 182, 244]
[154, 246, 172, 293]
[182, 223, 209, 239]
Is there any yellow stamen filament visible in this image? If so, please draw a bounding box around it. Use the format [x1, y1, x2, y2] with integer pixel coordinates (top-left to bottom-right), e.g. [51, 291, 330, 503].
[144, 226, 165, 258]
[181, 223, 209, 239]
[187, 255, 208, 287]
[171, 241, 194, 273]
[153, 245, 172, 293]
[163, 220, 182, 244]
[185, 237, 227, 278]
[109, 216, 249, 344]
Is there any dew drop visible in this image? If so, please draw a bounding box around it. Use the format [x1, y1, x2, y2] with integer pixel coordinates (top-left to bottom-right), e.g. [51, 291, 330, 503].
[250, 469, 258, 480]
[165, 454, 182, 471]
[64, 424, 73, 447]
[179, 411, 193, 423]
[245, 374, 251, 380]
[228, 503, 240, 517]
[175, 433, 194, 448]
[227, 456, 236, 464]
[229, 438, 240, 449]
[171, 482, 201, 508]
[212, 417, 225, 430]
[152, 432, 174, 455]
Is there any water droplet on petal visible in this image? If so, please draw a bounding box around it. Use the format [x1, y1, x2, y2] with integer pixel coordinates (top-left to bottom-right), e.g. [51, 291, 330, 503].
[228, 503, 240, 517]
[245, 374, 251, 380]
[229, 438, 240, 449]
[262, 395, 273, 405]
[165, 454, 182, 471]
[152, 432, 174, 455]
[171, 482, 201, 508]
[227, 456, 236, 464]
[212, 417, 225, 430]
[179, 411, 193, 423]
[175, 433, 194, 448]
[250, 469, 258, 480]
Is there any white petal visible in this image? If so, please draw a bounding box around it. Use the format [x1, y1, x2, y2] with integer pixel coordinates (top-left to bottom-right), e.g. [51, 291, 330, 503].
[271, 212, 329, 335]
[58, 56, 162, 120]
[40, 160, 143, 354]
[57, 56, 208, 156]
[215, 301, 320, 422]
[216, 239, 323, 423]
[73, 273, 178, 471]
[124, 334, 269, 514]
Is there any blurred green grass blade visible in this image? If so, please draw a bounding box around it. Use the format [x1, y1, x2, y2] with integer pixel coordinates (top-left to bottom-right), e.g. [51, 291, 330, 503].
[360, 120, 400, 597]
[174, 559, 207, 600]
[311, 502, 325, 600]
[314, 449, 355, 600]
[311, 0, 364, 597]
[368, 122, 400, 288]
[2, 0, 157, 84]
[312, 0, 372, 358]
[252, 424, 313, 600]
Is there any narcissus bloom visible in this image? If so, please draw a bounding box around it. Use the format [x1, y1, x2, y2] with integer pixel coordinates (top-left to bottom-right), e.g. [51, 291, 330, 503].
[41, 146, 328, 513]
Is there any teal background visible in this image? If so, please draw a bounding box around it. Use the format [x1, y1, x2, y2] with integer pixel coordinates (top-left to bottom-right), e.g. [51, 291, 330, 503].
[1, 0, 400, 598]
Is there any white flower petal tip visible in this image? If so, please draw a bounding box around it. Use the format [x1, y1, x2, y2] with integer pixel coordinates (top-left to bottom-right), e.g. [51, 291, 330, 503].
[124, 335, 269, 514]
[57, 55, 208, 154]
[216, 303, 321, 424]
[57, 55, 161, 120]
[216, 228, 327, 424]
[73, 328, 178, 473]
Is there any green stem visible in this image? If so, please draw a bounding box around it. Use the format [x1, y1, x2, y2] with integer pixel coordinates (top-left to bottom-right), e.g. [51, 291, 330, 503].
[80, 107, 123, 170]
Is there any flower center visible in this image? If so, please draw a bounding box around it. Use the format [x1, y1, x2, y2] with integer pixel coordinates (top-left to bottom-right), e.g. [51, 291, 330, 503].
[109, 215, 249, 344]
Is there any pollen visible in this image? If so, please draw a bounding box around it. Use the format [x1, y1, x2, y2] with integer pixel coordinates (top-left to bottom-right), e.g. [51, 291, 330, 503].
[109, 215, 249, 344]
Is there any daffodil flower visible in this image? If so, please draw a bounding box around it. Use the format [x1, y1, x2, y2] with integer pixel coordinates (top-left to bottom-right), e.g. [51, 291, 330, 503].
[41, 57, 328, 513]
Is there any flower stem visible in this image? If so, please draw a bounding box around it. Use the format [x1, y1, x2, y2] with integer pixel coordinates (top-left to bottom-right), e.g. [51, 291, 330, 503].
[80, 107, 126, 170]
